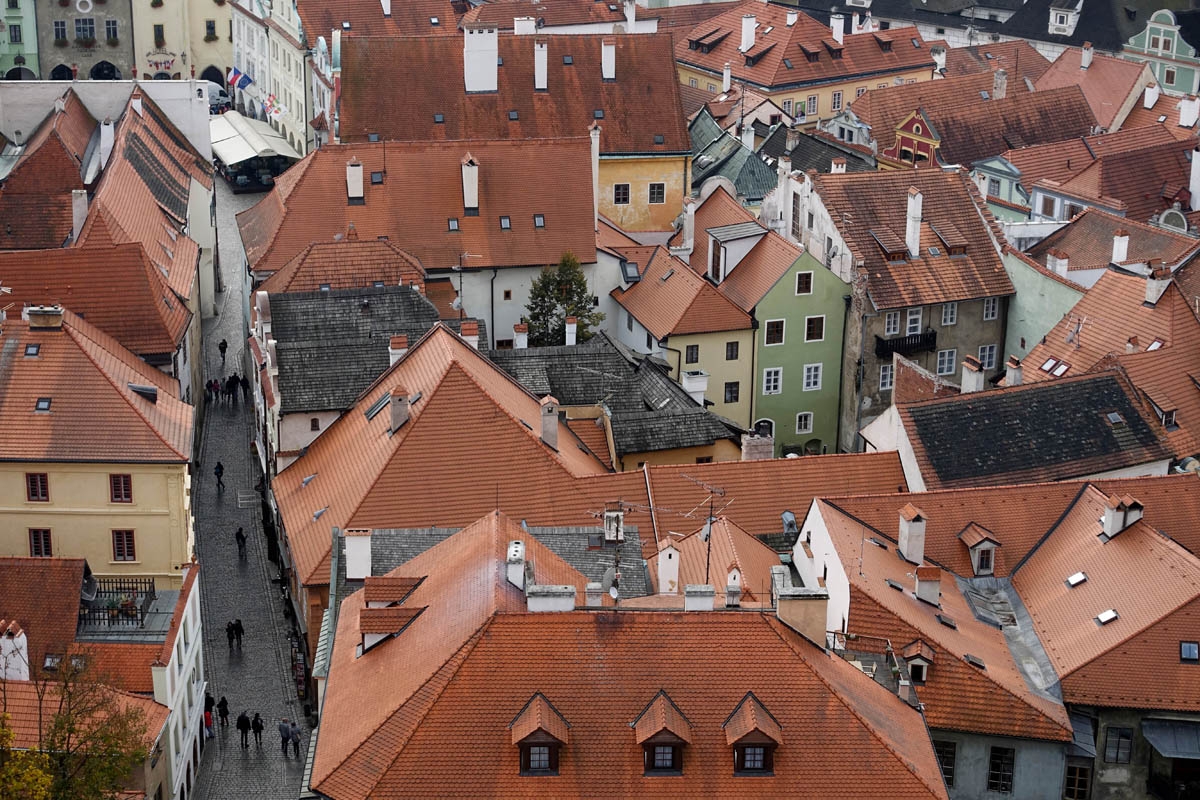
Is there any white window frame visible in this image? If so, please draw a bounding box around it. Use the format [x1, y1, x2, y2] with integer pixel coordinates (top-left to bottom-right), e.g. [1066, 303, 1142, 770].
[831, 90, 843, 112]
[763, 367, 783, 395]
[803, 363, 822, 391]
[1165, 66, 1177, 85]
[648, 183, 666, 205]
[806, 95, 818, 115]
[804, 315, 825, 343]
[880, 363, 894, 391]
[795, 271, 813, 295]
[885, 311, 900, 336]
[782, 99, 792, 115]
[906, 308, 923, 335]
[764, 319, 785, 346]
[987, 177, 1000, 196]
[983, 297, 998, 321]
[941, 302, 957, 326]
[936, 348, 957, 376]
[978, 344, 998, 370]
[796, 412, 814, 434]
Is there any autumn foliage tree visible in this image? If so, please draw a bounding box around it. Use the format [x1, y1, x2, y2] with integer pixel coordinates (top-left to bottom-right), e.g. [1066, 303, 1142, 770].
[524, 251, 605, 346]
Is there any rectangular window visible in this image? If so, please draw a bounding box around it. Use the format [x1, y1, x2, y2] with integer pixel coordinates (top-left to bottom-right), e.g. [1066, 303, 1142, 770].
[652, 745, 675, 770]
[626, 310, 634, 332]
[906, 308, 922, 335]
[205, 19, 216, 37]
[529, 746, 550, 770]
[707, 83, 716, 92]
[1040, 195, 1056, 218]
[978, 344, 998, 370]
[1104, 727, 1133, 763]
[933, 741, 956, 788]
[53, 20, 67, 40]
[790, 198, 801, 239]
[26, 473, 48, 502]
[646, 332, 653, 350]
[796, 412, 813, 434]
[1182, 641, 1200, 662]
[803, 363, 822, 391]
[987, 177, 1001, 196]
[1165, 66, 1178, 85]
[885, 311, 900, 336]
[831, 90, 843, 111]
[613, 184, 630, 205]
[75, 17, 95, 39]
[499, 216, 511, 230]
[685, 344, 699, 364]
[880, 363, 894, 391]
[805, 315, 825, 342]
[764, 320, 784, 345]
[763, 367, 782, 395]
[941, 302, 957, 326]
[112, 530, 137, 562]
[782, 99, 792, 115]
[105, 19, 118, 39]
[741, 745, 765, 770]
[806, 211, 814, 230]
[533, 214, 545, 228]
[152, 23, 164, 44]
[110, 474, 133, 503]
[29, 529, 52, 558]
[806, 95, 818, 115]
[724, 381, 740, 403]
[1064, 764, 1091, 800]
[983, 297, 999, 320]
[987, 746, 1015, 793]
[7, 0, 18, 9]
[689, 78, 698, 88]
[977, 547, 993, 573]
[795, 271, 813, 295]
[648, 183, 665, 205]
[725, 341, 739, 360]
[936, 348, 957, 376]
[856, 86, 866, 97]
[8, 23, 20, 44]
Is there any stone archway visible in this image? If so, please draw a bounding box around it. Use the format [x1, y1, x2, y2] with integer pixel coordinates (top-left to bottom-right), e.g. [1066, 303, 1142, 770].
[152, 71, 171, 80]
[50, 64, 73, 81]
[200, 65, 224, 85]
[4, 67, 36, 80]
[89, 60, 120, 80]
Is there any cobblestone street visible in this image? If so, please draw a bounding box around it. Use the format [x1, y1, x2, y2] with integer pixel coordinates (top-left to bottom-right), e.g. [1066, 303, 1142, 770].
[192, 179, 308, 800]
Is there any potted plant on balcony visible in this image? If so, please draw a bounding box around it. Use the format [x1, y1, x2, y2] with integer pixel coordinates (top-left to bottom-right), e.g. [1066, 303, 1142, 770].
[54, 37, 69, 48]
[106, 596, 120, 620]
[120, 593, 137, 618]
[204, 32, 219, 42]
[107, 36, 120, 46]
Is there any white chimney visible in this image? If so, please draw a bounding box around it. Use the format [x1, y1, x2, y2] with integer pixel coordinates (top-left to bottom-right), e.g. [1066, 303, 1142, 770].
[344, 529, 372, 580]
[506, 540, 527, 589]
[831, 157, 846, 174]
[1080, 42, 1093, 70]
[993, 68, 1007, 101]
[1111, 229, 1130, 264]
[586, 582, 605, 607]
[463, 24, 499, 93]
[513, 323, 529, 349]
[1045, 248, 1069, 276]
[380, 0, 391, 16]
[461, 154, 479, 211]
[680, 369, 708, 405]
[725, 584, 742, 607]
[601, 38, 616, 81]
[1102, 495, 1143, 537]
[658, 543, 680, 594]
[787, 10, 799, 26]
[71, 188, 88, 243]
[388, 334, 409, 365]
[0, 622, 30, 681]
[852, 11, 861, 33]
[540, 395, 559, 450]
[960, 355, 985, 393]
[898, 503, 926, 565]
[1190, 147, 1200, 212]
[830, 13, 844, 45]
[906, 187, 923, 259]
[679, 198, 696, 257]
[460, 320, 480, 349]
[684, 584, 716, 611]
[346, 159, 364, 202]
[915, 565, 941, 606]
[722, 61, 732, 93]
[590, 123, 601, 231]
[564, 316, 578, 346]
[525, 584, 577, 612]
[99, 118, 115, 168]
[1146, 264, 1172, 306]
[131, 95, 142, 116]
[624, 0, 636, 29]
[534, 38, 548, 90]
[739, 14, 756, 52]
[1005, 355, 1023, 387]
[1127, 336, 1140, 354]
[514, 16, 536, 35]
[1181, 96, 1200, 129]
[389, 385, 411, 433]
[1144, 82, 1161, 109]
[740, 123, 755, 149]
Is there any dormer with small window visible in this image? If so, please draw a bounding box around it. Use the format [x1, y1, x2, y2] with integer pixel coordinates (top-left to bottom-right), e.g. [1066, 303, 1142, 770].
[902, 640, 934, 684]
[723, 692, 781, 775]
[1048, 0, 1082, 36]
[1101, 494, 1144, 540]
[957, 523, 999, 576]
[1143, 387, 1178, 430]
[510, 693, 570, 776]
[632, 690, 691, 775]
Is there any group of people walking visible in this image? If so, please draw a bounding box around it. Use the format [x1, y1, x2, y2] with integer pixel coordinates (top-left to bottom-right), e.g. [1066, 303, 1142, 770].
[225, 619, 245, 650]
[205, 693, 302, 755]
[206, 373, 248, 405]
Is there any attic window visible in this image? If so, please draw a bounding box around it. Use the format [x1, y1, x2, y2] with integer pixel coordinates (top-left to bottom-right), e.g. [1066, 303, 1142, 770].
[963, 654, 986, 669]
[1147, 338, 1164, 351]
[1066, 571, 1087, 588]
[35, 397, 51, 412]
[928, 247, 941, 257]
[342, 21, 351, 30]
[534, 214, 545, 228]
[370, 171, 384, 185]
[434, 114, 445, 124]
[313, 506, 328, 522]
[1182, 642, 1199, 662]
[448, 218, 460, 231]
[1096, 608, 1118, 625]
[498, 56, 504, 66]
[886, 578, 905, 591]
[763, 26, 774, 34]
[868, 537, 888, 549]
[430, 16, 440, 25]
[24, 344, 39, 357]
[911, 38, 920, 47]
[661, 268, 675, 282]
[500, 216, 512, 230]
[563, 55, 574, 64]
[1039, 358, 1059, 372]
[319, 284, 331, 292]
[594, 109, 605, 119]
[783, 58, 793, 69]
[508, 110, 519, 121]
[937, 614, 957, 629]
[654, 134, 665, 145]
[301, 473, 318, 487]
[1106, 412, 1125, 426]
[367, 133, 380, 143]
[43, 654, 62, 672]
[1052, 361, 1070, 377]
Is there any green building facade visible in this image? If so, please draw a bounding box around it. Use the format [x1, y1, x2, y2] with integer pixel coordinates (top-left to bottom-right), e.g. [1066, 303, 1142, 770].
[1123, 9, 1200, 96]
[1, 0, 38, 79]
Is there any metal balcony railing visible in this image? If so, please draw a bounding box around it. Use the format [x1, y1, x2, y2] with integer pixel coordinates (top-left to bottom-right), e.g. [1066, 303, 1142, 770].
[875, 328, 937, 359]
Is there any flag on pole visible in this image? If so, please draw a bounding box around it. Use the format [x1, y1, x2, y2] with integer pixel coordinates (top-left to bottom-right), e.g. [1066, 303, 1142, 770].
[227, 67, 241, 87]
[236, 71, 253, 90]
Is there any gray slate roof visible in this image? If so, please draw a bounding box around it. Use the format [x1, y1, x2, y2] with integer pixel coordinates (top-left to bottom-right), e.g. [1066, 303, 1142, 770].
[486, 332, 742, 458]
[370, 525, 650, 597]
[689, 109, 779, 202]
[269, 285, 484, 414]
[756, 125, 875, 173]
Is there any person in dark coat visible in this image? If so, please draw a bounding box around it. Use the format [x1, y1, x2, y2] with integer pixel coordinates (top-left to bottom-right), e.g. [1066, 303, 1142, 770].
[205, 692, 215, 713]
[233, 618, 244, 649]
[290, 721, 302, 758]
[235, 527, 247, 558]
[225, 621, 235, 649]
[251, 712, 264, 746]
[217, 696, 230, 727]
[218, 338, 228, 363]
[236, 711, 251, 748]
[214, 461, 225, 491]
[278, 718, 292, 756]
[241, 374, 250, 402]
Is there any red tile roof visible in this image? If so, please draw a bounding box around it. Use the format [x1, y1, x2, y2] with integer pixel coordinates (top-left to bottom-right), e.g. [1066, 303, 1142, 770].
[462, 0, 625, 28]
[238, 139, 595, 276]
[1034, 47, 1153, 130]
[723, 691, 782, 744]
[337, 33, 689, 156]
[648, 1, 736, 31]
[1117, 324, 1200, 459]
[1122, 91, 1199, 140]
[676, 3, 935, 92]
[258, 237, 426, 295]
[812, 168, 1013, 307]
[890, 354, 960, 405]
[0, 310, 192, 462]
[297, 0, 459, 38]
[313, 511, 949, 799]
[1027, 207, 1200, 273]
[0, 680, 168, 751]
[0, 557, 87, 677]
[941, 40, 1050, 82]
[610, 246, 753, 338]
[660, 516, 782, 601]
[1001, 124, 1179, 191]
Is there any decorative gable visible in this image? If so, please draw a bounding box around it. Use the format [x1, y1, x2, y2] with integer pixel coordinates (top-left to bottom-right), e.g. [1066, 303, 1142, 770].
[632, 690, 693, 745]
[957, 523, 999, 576]
[509, 692, 571, 746]
[723, 692, 783, 745]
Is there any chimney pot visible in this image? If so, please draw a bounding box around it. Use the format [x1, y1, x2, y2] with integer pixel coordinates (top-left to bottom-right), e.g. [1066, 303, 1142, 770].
[564, 317, 578, 346]
[1005, 355, 1023, 386]
[388, 334, 409, 366]
[389, 386, 410, 433]
[513, 322, 529, 349]
[540, 395, 559, 450]
[960, 355, 985, 393]
[898, 503, 926, 564]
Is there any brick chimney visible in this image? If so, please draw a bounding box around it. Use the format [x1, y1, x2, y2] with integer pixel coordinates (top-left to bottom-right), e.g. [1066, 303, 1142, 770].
[389, 385, 410, 433]
[463, 23, 499, 93]
[961, 355, 985, 393]
[564, 316, 578, 346]
[1111, 229, 1130, 263]
[898, 503, 926, 564]
[1005, 355, 1022, 386]
[915, 565, 941, 606]
[460, 319, 480, 349]
[513, 322, 529, 349]
[540, 395, 559, 450]
[739, 14, 756, 52]
[905, 187, 923, 259]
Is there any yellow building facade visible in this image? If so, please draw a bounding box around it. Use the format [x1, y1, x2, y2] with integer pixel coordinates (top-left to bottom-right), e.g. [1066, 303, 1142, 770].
[667, 329, 755, 427]
[599, 154, 691, 232]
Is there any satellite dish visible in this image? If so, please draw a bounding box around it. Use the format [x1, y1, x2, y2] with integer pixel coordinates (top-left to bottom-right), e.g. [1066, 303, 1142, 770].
[699, 518, 713, 542]
[601, 566, 620, 599]
[781, 510, 798, 535]
[451, 297, 463, 310]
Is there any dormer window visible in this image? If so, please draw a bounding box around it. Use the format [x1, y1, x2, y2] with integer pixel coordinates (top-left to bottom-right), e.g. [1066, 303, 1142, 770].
[511, 693, 569, 777]
[723, 692, 781, 776]
[633, 691, 691, 776]
[736, 744, 772, 773]
[521, 744, 559, 774]
[958, 523, 998, 576]
[648, 744, 679, 772]
[976, 547, 993, 574]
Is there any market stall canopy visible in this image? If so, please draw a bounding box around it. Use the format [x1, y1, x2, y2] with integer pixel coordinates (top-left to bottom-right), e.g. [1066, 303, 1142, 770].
[210, 111, 301, 166]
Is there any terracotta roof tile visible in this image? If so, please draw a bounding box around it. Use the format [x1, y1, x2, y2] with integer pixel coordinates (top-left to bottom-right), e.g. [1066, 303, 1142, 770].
[611, 246, 752, 338]
[358, 605, 425, 634]
[1118, 330, 1200, 459]
[258, 238, 426, 295]
[648, 1, 736, 31]
[0, 557, 86, 675]
[566, 417, 612, 469]
[463, 0, 625, 28]
[941, 40, 1050, 82]
[633, 690, 693, 744]
[1034, 47, 1153, 130]
[338, 33, 689, 155]
[1027, 207, 1200, 273]
[296, 0, 461, 39]
[238, 139, 595, 276]
[509, 693, 571, 744]
[1122, 91, 1200, 140]
[661, 517, 781, 602]
[891, 354, 961, 405]
[0, 680, 167, 751]
[723, 691, 782, 744]
[1002, 125, 1178, 191]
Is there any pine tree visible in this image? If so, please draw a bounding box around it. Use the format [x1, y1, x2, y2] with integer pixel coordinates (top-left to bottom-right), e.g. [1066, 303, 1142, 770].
[524, 251, 605, 346]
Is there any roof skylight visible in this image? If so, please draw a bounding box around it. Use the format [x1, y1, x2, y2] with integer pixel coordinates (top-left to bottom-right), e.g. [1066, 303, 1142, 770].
[24, 343, 39, 357]
[35, 397, 51, 412]
[937, 614, 957, 629]
[963, 654, 986, 669]
[886, 579, 905, 591]
[1066, 571, 1087, 588]
[1096, 608, 1118, 625]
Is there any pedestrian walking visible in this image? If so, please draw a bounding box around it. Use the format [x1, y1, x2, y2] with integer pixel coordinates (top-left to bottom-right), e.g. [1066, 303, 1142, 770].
[233, 618, 244, 649]
[205, 692, 215, 714]
[227, 373, 240, 406]
[214, 461, 225, 491]
[235, 526, 247, 559]
[218, 338, 228, 364]
[252, 712, 264, 747]
[241, 374, 250, 402]
[226, 620, 235, 650]
[217, 696, 230, 727]
[279, 718, 292, 757]
[204, 710, 214, 739]
[237, 711, 251, 748]
[290, 721, 302, 758]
